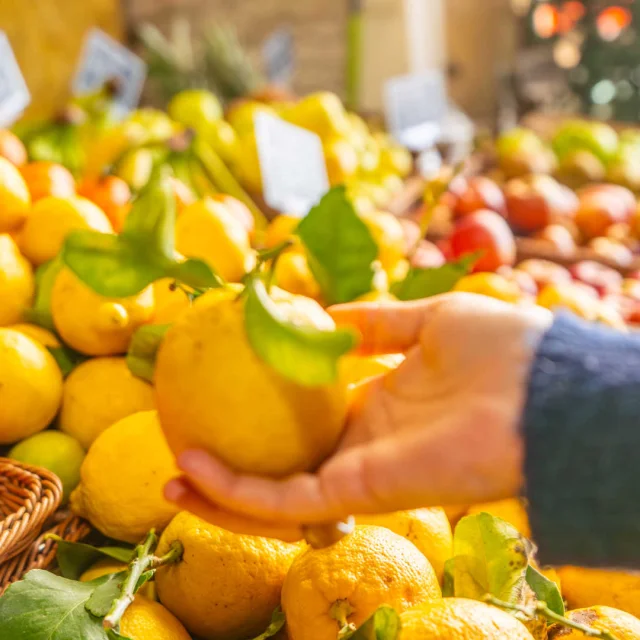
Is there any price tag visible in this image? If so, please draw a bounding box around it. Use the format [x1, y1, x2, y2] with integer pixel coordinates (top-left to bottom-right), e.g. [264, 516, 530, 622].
[263, 28, 294, 86]
[73, 28, 146, 117]
[255, 112, 329, 217]
[0, 32, 30, 128]
[384, 70, 447, 151]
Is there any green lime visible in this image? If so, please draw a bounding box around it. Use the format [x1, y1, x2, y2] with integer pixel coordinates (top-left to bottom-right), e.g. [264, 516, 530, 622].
[168, 90, 223, 133]
[9, 430, 85, 504]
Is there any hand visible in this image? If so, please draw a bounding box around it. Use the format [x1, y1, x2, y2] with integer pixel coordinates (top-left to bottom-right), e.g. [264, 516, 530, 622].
[164, 292, 553, 541]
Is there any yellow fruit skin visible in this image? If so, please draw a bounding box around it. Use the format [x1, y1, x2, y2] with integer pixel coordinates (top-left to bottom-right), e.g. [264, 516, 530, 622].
[285, 92, 350, 140]
[155, 511, 303, 640]
[70, 411, 179, 543]
[120, 596, 191, 640]
[8, 323, 60, 348]
[454, 273, 523, 303]
[551, 606, 640, 640]
[0, 329, 63, 445]
[557, 567, 640, 617]
[0, 235, 34, 326]
[467, 499, 532, 539]
[0, 157, 31, 232]
[155, 289, 347, 478]
[20, 196, 113, 266]
[152, 278, 191, 325]
[80, 559, 155, 600]
[359, 210, 406, 274]
[282, 526, 441, 640]
[51, 268, 154, 356]
[175, 198, 255, 282]
[339, 354, 405, 389]
[274, 251, 321, 300]
[265, 215, 300, 248]
[356, 509, 453, 585]
[399, 598, 534, 639]
[59, 357, 155, 449]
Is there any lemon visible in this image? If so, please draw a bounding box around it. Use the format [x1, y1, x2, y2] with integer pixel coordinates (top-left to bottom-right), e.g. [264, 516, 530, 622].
[20, 196, 113, 266]
[549, 606, 640, 639]
[8, 323, 60, 348]
[226, 101, 277, 136]
[324, 137, 359, 185]
[204, 119, 239, 164]
[0, 329, 63, 445]
[358, 210, 406, 274]
[155, 288, 348, 477]
[265, 214, 300, 248]
[51, 268, 155, 356]
[0, 234, 35, 326]
[339, 353, 404, 388]
[120, 597, 191, 640]
[0, 156, 31, 232]
[282, 526, 441, 640]
[175, 197, 255, 282]
[454, 273, 523, 304]
[168, 90, 223, 131]
[59, 357, 156, 449]
[70, 410, 179, 543]
[9, 430, 84, 503]
[155, 511, 303, 640]
[234, 133, 263, 193]
[80, 559, 156, 600]
[467, 499, 532, 539]
[151, 278, 192, 325]
[285, 92, 350, 140]
[356, 509, 453, 584]
[273, 251, 321, 300]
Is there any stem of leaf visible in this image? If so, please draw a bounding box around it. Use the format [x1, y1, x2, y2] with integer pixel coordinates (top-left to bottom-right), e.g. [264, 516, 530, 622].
[483, 595, 620, 640]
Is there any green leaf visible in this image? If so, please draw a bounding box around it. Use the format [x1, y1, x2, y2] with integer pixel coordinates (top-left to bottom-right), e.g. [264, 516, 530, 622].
[54, 539, 134, 580]
[442, 558, 455, 597]
[107, 630, 133, 640]
[47, 345, 87, 378]
[297, 186, 378, 304]
[85, 573, 125, 618]
[126, 324, 171, 383]
[526, 565, 565, 617]
[343, 606, 401, 640]
[244, 278, 358, 386]
[391, 253, 480, 302]
[23, 257, 64, 331]
[248, 607, 286, 640]
[452, 513, 529, 604]
[0, 570, 114, 640]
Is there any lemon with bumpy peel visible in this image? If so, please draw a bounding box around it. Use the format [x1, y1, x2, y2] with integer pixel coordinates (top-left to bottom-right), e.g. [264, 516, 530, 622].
[51, 268, 155, 356]
[548, 606, 640, 639]
[0, 234, 34, 326]
[155, 287, 348, 478]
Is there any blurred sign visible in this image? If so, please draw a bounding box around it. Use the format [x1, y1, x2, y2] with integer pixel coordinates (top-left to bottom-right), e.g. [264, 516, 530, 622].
[263, 28, 294, 86]
[0, 32, 30, 128]
[384, 70, 447, 151]
[255, 112, 329, 217]
[73, 28, 146, 116]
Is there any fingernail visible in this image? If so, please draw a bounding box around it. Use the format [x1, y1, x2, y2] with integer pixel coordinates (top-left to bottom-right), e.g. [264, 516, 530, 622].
[164, 478, 187, 502]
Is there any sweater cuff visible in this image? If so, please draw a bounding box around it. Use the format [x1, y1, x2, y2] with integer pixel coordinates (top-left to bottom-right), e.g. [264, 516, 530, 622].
[523, 313, 640, 568]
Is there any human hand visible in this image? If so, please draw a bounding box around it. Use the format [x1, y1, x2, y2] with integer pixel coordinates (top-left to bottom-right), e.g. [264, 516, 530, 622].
[164, 292, 552, 540]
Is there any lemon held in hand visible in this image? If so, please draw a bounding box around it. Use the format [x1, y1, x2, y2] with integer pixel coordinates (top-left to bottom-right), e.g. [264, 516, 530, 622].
[155, 287, 348, 478]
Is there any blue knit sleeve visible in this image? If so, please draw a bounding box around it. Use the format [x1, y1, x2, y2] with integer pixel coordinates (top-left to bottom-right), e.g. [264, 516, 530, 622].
[523, 313, 640, 568]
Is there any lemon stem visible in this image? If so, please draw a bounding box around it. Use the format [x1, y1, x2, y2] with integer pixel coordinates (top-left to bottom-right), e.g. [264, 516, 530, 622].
[483, 595, 621, 640]
[331, 599, 356, 638]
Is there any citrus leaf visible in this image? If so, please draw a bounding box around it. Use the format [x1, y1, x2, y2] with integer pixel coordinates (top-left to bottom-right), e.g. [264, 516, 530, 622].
[391, 252, 480, 301]
[47, 345, 87, 378]
[248, 607, 286, 640]
[452, 513, 528, 604]
[85, 573, 126, 618]
[0, 570, 114, 640]
[297, 186, 378, 304]
[526, 566, 565, 617]
[442, 558, 455, 597]
[126, 324, 171, 383]
[165, 257, 223, 290]
[54, 539, 134, 580]
[107, 630, 132, 640]
[343, 606, 401, 640]
[23, 257, 63, 331]
[244, 277, 358, 386]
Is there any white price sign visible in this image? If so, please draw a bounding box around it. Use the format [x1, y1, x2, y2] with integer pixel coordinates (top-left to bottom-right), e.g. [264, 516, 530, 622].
[73, 28, 146, 117]
[263, 28, 294, 86]
[0, 32, 30, 128]
[384, 70, 447, 151]
[255, 112, 329, 217]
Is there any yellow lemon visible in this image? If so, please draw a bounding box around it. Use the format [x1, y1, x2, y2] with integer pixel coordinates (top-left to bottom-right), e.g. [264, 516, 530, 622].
[355, 290, 398, 302]
[358, 210, 406, 274]
[0, 234, 34, 326]
[0, 156, 31, 232]
[454, 273, 523, 304]
[175, 197, 255, 283]
[234, 133, 264, 194]
[151, 278, 192, 324]
[51, 268, 155, 356]
[0, 329, 63, 444]
[70, 411, 179, 543]
[21, 196, 113, 266]
[155, 288, 347, 478]
[80, 559, 155, 600]
[356, 509, 453, 584]
[273, 250, 321, 300]
[467, 499, 532, 539]
[399, 598, 534, 639]
[548, 606, 640, 639]
[537, 283, 599, 321]
[7, 323, 60, 348]
[339, 353, 405, 389]
[282, 526, 440, 640]
[155, 511, 303, 640]
[226, 100, 277, 136]
[324, 137, 360, 185]
[59, 357, 156, 449]
[265, 214, 300, 248]
[120, 596, 191, 640]
[285, 92, 350, 140]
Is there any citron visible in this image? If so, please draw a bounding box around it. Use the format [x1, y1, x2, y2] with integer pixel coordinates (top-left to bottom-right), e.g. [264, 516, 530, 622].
[274, 250, 321, 300]
[9, 430, 84, 503]
[356, 509, 453, 584]
[557, 566, 640, 617]
[70, 411, 179, 543]
[0, 234, 34, 326]
[399, 598, 534, 639]
[175, 197, 255, 282]
[7, 323, 60, 348]
[155, 511, 303, 640]
[59, 357, 156, 449]
[467, 499, 532, 539]
[155, 288, 348, 478]
[282, 525, 441, 640]
[548, 606, 640, 639]
[152, 278, 192, 324]
[0, 329, 63, 444]
[120, 596, 191, 640]
[21, 196, 113, 266]
[51, 268, 155, 356]
[0, 156, 31, 232]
